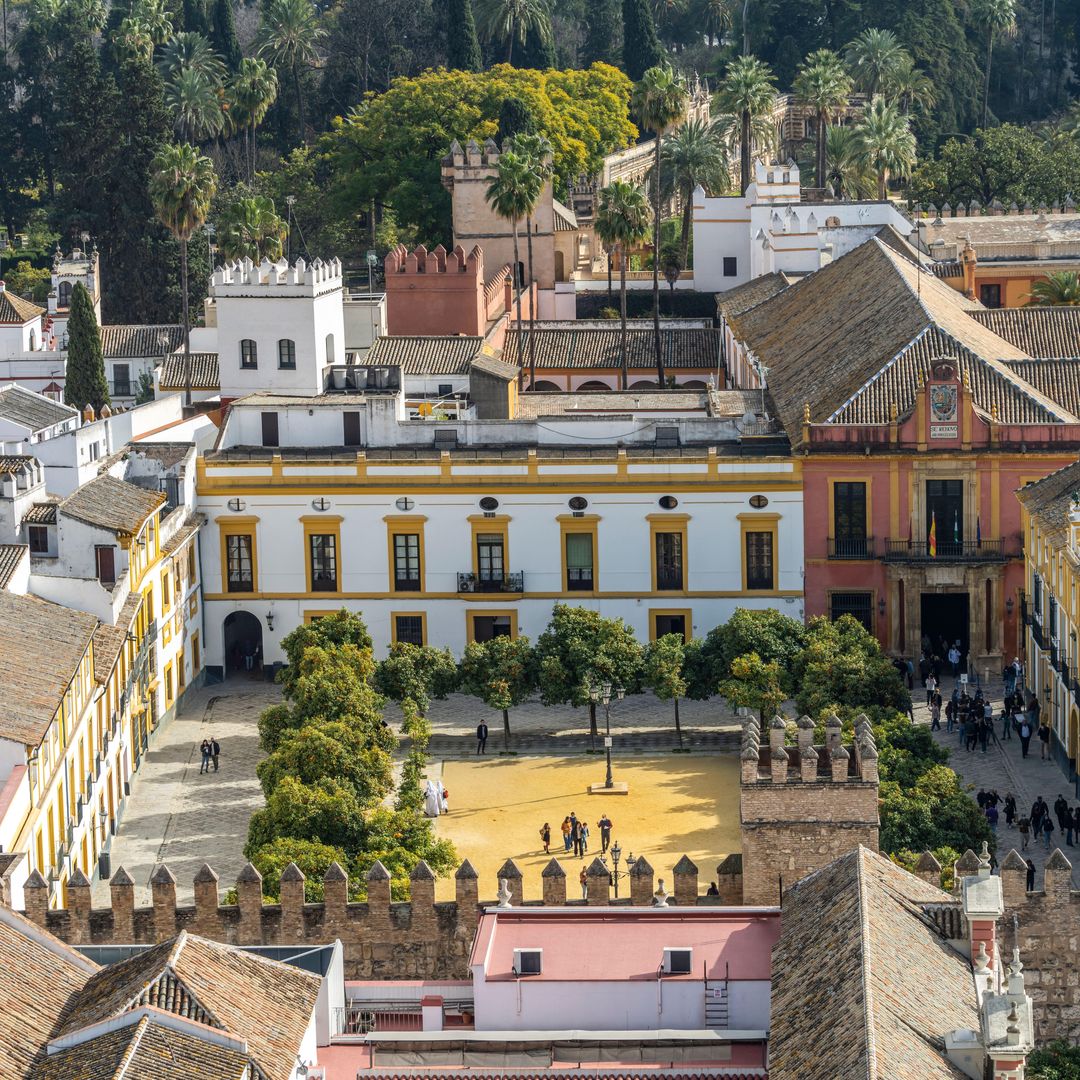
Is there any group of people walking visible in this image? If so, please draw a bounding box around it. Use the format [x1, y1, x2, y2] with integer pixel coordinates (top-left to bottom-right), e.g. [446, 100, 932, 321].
[1010, 793, 1080, 852]
[541, 812, 613, 859]
[926, 679, 1049, 760]
[198, 738, 221, 773]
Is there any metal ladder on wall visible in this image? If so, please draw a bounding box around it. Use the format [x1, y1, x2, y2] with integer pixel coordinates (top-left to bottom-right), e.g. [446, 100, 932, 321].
[704, 980, 729, 1029]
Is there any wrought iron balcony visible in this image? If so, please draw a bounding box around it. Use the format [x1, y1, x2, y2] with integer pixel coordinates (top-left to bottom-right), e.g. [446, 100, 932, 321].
[882, 539, 1007, 563]
[828, 537, 875, 559]
[1031, 620, 1045, 650]
[457, 572, 524, 594]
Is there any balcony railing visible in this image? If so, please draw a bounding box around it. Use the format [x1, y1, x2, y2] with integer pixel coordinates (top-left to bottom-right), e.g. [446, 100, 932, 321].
[656, 569, 685, 591]
[882, 539, 1007, 563]
[457, 572, 524, 593]
[828, 536, 875, 559]
[567, 568, 595, 591]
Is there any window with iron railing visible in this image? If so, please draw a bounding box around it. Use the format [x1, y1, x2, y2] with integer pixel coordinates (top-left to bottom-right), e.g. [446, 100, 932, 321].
[655, 532, 684, 591]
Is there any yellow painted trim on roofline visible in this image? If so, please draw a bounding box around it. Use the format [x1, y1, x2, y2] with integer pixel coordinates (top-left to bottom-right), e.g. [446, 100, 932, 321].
[202, 589, 805, 602]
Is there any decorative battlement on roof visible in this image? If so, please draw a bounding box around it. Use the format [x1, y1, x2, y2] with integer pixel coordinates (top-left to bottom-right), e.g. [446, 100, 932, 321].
[441, 137, 503, 173]
[385, 243, 483, 277]
[739, 713, 879, 786]
[210, 256, 343, 297]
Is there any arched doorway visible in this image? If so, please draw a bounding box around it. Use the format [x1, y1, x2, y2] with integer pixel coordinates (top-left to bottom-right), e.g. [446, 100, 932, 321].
[223, 610, 264, 677]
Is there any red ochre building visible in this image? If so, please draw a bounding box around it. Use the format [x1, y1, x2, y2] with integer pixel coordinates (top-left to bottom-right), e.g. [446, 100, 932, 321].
[722, 230, 1080, 675]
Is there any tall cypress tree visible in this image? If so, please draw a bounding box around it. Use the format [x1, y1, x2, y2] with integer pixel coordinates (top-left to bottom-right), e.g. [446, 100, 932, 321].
[445, 0, 482, 71]
[584, 0, 622, 67]
[515, 23, 557, 69]
[622, 0, 663, 81]
[64, 283, 109, 413]
[210, 0, 242, 70]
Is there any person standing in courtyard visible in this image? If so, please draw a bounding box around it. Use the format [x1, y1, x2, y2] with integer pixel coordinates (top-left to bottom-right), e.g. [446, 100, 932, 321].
[1043, 814, 1055, 849]
[598, 814, 613, 854]
[1019, 715, 1033, 758]
[579, 866, 588, 900]
[1004, 793, 1016, 827]
[210, 737, 221, 772]
[476, 720, 489, 755]
[561, 817, 572, 852]
[1018, 816, 1031, 850]
[925, 671, 937, 707]
[571, 812, 581, 857]
[1055, 794, 1068, 834]
[540, 822, 551, 854]
[198, 739, 211, 774]
[1026, 858, 1036, 891]
[930, 692, 941, 731]
[948, 644, 960, 676]
[1039, 719, 1051, 760]
[579, 820, 590, 855]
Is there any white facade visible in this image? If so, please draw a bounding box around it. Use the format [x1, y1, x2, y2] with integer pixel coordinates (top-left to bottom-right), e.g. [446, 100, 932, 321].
[692, 161, 913, 292]
[48, 246, 102, 346]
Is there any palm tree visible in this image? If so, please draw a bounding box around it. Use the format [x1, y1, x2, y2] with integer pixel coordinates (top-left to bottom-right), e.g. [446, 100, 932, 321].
[510, 132, 552, 392]
[883, 55, 936, 115]
[844, 28, 908, 98]
[974, 0, 1017, 127]
[132, 0, 173, 44]
[149, 143, 217, 408]
[594, 181, 652, 389]
[633, 64, 689, 387]
[165, 67, 224, 142]
[475, 0, 551, 64]
[793, 48, 852, 188]
[256, 0, 324, 145]
[1027, 271, 1080, 305]
[115, 16, 155, 62]
[699, 0, 730, 46]
[228, 57, 279, 181]
[854, 97, 916, 200]
[661, 117, 728, 267]
[158, 31, 227, 84]
[217, 196, 288, 262]
[486, 148, 542, 385]
[824, 124, 875, 198]
[713, 55, 776, 194]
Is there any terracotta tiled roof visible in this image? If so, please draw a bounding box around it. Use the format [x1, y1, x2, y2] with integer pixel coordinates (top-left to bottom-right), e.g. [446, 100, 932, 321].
[22, 500, 59, 525]
[504, 328, 723, 370]
[1004, 359, 1080, 417]
[39, 1012, 250, 1080]
[972, 306, 1080, 357]
[552, 198, 578, 232]
[60, 474, 164, 535]
[514, 390, 712, 418]
[0, 906, 98, 1079]
[930, 259, 963, 279]
[0, 385, 77, 432]
[716, 272, 789, 320]
[158, 352, 219, 391]
[0, 591, 98, 744]
[0, 543, 27, 589]
[1016, 457, 1080, 541]
[732, 237, 1072, 440]
[0, 288, 44, 324]
[769, 847, 975, 1080]
[366, 335, 484, 375]
[99, 324, 183, 359]
[0, 454, 35, 473]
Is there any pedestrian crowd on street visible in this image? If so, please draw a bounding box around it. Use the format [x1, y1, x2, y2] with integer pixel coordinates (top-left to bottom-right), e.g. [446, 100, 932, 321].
[198, 738, 221, 773]
[1000, 791, 1080, 859]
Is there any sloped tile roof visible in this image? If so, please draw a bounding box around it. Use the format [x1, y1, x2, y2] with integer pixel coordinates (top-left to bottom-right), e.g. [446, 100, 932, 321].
[0, 288, 44, 324]
[0, 385, 77, 432]
[1004, 359, 1080, 417]
[930, 259, 963, 279]
[22, 500, 59, 525]
[731, 237, 1069, 441]
[0, 591, 98, 744]
[716, 272, 789, 320]
[0, 905, 98, 1079]
[99, 324, 183, 359]
[769, 846, 975, 1080]
[552, 197, 578, 231]
[0, 454, 35, 473]
[504, 328, 723, 370]
[1016, 457, 1080, 542]
[0, 543, 28, 589]
[972, 306, 1080, 358]
[158, 352, 219, 391]
[60, 474, 164, 535]
[366, 335, 484, 375]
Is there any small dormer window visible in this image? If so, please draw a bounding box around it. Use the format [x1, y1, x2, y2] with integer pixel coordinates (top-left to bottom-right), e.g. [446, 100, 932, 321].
[513, 948, 542, 975]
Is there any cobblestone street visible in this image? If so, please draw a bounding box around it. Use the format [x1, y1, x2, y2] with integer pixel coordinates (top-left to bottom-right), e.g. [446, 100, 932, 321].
[915, 675, 1080, 887]
[92, 677, 277, 906]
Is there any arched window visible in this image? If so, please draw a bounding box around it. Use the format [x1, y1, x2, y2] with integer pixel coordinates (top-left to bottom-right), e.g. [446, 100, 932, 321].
[240, 339, 258, 369]
[278, 338, 296, 370]
[325, 333, 335, 365]
[57, 281, 72, 309]
[28, 328, 37, 350]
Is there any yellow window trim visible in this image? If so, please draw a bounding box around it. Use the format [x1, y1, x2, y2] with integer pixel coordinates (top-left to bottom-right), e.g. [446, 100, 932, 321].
[469, 515, 511, 581]
[391, 611, 428, 645]
[558, 515, 600, 595]
[385, 516, 427, 595]
[303, 518, 343, 595]
[649, 608, 693, 641]
[217, 517, 261, 595]
[649, 516, 690, 594]
[465, 609, 519, 644]
[740, 516, 779, 592]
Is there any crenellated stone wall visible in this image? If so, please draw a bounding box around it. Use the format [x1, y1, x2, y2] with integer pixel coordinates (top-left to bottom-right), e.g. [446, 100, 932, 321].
[4, 852, 736, 980]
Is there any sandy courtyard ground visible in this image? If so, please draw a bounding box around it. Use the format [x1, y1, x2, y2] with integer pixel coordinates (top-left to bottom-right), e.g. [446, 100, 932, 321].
[431, 754, 740, 901]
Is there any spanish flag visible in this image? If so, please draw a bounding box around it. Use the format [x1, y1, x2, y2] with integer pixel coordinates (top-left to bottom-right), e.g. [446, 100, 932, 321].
[928, 510, 937, 558]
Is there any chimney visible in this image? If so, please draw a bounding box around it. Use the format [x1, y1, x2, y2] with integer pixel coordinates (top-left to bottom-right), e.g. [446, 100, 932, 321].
[961, 842, 1003, 966]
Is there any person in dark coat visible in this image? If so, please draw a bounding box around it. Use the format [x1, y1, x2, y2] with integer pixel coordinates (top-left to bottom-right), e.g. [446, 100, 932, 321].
[1055, 794, 1069, 833]
[1026, 858, 1036, 891]
[210, 738, 221, 772]
[476, 721, 489, 754]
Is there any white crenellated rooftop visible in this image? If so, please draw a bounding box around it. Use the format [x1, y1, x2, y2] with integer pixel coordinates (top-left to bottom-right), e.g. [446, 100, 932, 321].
[210, 256, 343, 297]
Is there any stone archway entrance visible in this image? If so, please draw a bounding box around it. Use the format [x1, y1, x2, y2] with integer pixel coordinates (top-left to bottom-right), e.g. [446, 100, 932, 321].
[223, 610, 263, 677]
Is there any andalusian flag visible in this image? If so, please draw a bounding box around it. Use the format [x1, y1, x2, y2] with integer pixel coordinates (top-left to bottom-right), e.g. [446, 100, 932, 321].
[928, 511, 937, 558]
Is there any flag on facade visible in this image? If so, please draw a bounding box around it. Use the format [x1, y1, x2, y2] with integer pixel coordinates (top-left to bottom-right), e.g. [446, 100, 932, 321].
[929, 511, 937, 558]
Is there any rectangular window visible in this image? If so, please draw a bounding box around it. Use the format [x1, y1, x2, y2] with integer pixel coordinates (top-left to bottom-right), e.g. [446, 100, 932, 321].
[833, 482, 868, 557]
[161, 570, 171, 610]
[28, 525, 49, 554]
[164, 663, 174, 707]
[159, 476, 180, 510]
[309, 533, 338, 592]
[654, 612, 688, 640]
[980, 283, 1002, 308]
[926, 479, 963, 556]
[95, 546, 116, 587]
[655, 532, 684, 591]
[113, 363, 131, 397]
[261, 412, 279, 447]
[343, 411, 362, 447]
[278, 339, 297, 369]
[226, 534, 254, 592]
[395, 615, 425, 645]
[476, 533, 505, 587]
[187, 545, 196, 582]
[472, 615, 512, 642]
[393, 533, 421, 591]
[565, 533, 594, 591]
[723, 256, 738, 277]
[745, 531, 774, 590]
[240, 340, 258, 369]
[192, 631, 200, 673]
[830, 591, 874, 633]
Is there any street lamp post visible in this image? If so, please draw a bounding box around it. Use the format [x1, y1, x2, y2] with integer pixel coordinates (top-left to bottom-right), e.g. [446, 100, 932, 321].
[606, 841, 637, 898]
[589, 680, 625, 789]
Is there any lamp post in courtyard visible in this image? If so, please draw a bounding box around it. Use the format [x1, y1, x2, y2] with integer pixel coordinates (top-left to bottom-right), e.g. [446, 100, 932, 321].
[605, 840, 637, 899]
[589, 680, 625, 790]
